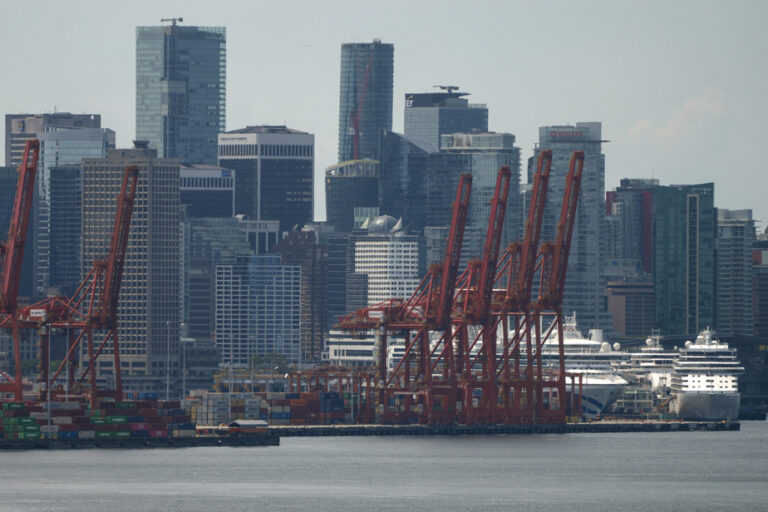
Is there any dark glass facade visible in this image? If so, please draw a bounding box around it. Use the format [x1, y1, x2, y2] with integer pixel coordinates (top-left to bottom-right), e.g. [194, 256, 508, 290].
[652, 183, 715, 336]
[136, 25, 226, 164]
[218, 126, 314, 230]
[48, 165, 82, 296]
[338, 40, 394, 162]
[325, 160, 379, 232]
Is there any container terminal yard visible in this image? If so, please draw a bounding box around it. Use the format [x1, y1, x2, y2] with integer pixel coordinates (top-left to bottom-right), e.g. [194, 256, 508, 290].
[0, 142, 748, 450]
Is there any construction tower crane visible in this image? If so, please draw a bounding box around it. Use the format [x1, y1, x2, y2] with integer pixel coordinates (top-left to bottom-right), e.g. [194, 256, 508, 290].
[0, 139, 40, 400]
[350, 50, 374, 160]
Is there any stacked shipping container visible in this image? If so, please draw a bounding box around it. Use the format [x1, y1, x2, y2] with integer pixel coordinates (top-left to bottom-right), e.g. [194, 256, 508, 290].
[0, 392, 194, 441]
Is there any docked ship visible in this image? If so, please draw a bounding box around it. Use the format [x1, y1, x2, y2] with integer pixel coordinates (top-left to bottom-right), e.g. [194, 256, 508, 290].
[620, 331, 677, 393]
[670, 329, 743, 420]
[539, 314, 629, 418]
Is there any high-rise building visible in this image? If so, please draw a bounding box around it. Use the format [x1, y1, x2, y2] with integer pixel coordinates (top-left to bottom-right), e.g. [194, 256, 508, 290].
[218, 125, 314, 229]
[532, 123, 607, 332]
[752, 232, 768, 338]
[272, 231, 328, 362]
[404, 90, 488, 149]
[35, 128, 115, 294]
[215, 255, 301, 365]
[605, 178, 658, 274]
[180, 164, 235, 218]
[5, 113, 101, 167]
[378, 131, 440, 234]
[338, 40, 394, 162]
[182, 216, 252, 343]
[354, 215, 420, 305]
[441, 132, 523, 258]
[136, 24, 226, 164]
[48, 165, 83, 296]
[652, 183, 715, 336]
[82, 142, 180, 379]
[325, 159, 379, 232]
[716, 209, 755, 336]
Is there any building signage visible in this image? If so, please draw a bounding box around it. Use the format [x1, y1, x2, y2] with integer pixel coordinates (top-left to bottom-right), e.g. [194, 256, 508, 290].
[549, 130, 584, 138]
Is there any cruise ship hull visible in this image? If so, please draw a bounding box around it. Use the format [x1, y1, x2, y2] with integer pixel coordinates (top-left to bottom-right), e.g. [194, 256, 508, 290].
[575, 383, 626, 418]
[672, 392, 740, 420]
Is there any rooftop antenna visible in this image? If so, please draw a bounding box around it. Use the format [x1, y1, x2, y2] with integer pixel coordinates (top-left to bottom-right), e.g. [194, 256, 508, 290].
[433, 85, 460, 93]
[160, 17, 183, 26]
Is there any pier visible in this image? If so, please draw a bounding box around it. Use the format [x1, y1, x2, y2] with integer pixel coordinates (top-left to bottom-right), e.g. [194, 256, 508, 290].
[271, 420, 740, 437]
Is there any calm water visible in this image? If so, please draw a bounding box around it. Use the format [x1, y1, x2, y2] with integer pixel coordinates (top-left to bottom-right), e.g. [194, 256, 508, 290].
[1, 422, 767, 511]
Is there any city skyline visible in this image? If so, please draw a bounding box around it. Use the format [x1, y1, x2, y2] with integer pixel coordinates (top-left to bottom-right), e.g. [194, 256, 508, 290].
[0, 1, 766, 226]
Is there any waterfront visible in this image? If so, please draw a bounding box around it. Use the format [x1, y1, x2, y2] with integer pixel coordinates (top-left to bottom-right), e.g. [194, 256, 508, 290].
[0, 422, 766, 511]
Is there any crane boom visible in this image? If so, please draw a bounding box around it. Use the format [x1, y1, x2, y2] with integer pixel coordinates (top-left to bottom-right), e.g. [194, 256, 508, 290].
[97, 165, 139, 327]
[434, 174, 472, 329]
[509, 150, 552, 308]
[0, 139, 40, 314]
[474, 166, 511, 323]
[541, 151, 584, 308]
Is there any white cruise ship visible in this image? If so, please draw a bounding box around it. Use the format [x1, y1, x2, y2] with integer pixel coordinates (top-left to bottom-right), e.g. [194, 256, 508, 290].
[539, 315, 629, 418]
[670, 329, 743, 420]
[623, 331, 678, 392]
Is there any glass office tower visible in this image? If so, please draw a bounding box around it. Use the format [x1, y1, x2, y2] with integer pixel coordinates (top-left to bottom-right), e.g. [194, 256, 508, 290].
[136, 24, 226, 164]
[338, 40, 394, 162]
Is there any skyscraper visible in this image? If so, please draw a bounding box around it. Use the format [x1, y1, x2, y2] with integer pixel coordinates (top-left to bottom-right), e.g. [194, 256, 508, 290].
[652, 183, 715, 336]
[532, 123, 607, 332]
[136, 23, 226, 164]
[715, 209, 755, 336]
[35, 127, 115, 294]
[215, 255, 301, 364]
[338, 40, 394, 162]
[82, 142, 179, 380]
[325, 159, 379, 232]
[5, 113, 101, 167]
[218, 125, 314, 230]
[440, 132, 522, 258]
[404, 90, 488, 149]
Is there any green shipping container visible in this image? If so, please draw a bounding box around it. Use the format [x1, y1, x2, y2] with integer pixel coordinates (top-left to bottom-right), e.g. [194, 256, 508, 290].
[115, 431, 132, 438]
[95, 431, 116, 439]
[108, 416, 128, 424]
[2, 402, 25, 410]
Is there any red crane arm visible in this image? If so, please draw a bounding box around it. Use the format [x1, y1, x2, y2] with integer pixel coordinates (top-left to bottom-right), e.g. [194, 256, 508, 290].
[434, 174, 472, 329]
[475, 166, 511, 323]
[0, 139, 40, 314]
[510, 150, 552, 307]
[351, 51, 374, 160]
[96, 165, 139, 327]
[544, 151, 584, 308]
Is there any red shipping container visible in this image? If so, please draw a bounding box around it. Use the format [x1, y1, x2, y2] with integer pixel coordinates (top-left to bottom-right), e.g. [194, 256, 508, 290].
[130, 423, 150, 431]
[149, 430, 167, 438]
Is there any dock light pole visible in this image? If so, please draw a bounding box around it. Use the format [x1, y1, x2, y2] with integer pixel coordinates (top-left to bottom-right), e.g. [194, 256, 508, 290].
[166, 320, 170, 400]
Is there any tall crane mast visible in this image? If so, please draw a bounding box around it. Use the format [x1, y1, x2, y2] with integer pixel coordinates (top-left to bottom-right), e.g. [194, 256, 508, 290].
[0, 139, 39, 314]
[0, 139, 40, 400]
[350, 50, 374, 160]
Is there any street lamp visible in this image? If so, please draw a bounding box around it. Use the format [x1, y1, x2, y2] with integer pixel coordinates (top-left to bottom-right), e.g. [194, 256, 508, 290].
[165, 320, 170, 400]
[180, 322, 186, 400]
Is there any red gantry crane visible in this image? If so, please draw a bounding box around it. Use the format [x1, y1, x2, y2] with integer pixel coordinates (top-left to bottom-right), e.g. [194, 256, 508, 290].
[18, 165, 139, 407]
[0, 140, 40, 401]
[288, 151, 586, 426]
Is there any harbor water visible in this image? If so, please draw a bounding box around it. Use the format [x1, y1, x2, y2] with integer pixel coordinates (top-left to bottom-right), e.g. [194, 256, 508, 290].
[1, 421, 767, 511]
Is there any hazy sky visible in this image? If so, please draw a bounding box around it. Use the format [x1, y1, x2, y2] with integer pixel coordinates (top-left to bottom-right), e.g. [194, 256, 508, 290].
[1, 1, 766, 226]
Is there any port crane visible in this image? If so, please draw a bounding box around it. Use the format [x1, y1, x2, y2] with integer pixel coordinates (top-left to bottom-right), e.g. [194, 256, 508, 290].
[17, 166, 139, 407]
[0, 140, 40, 400]
[289, 150, 586, 426]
